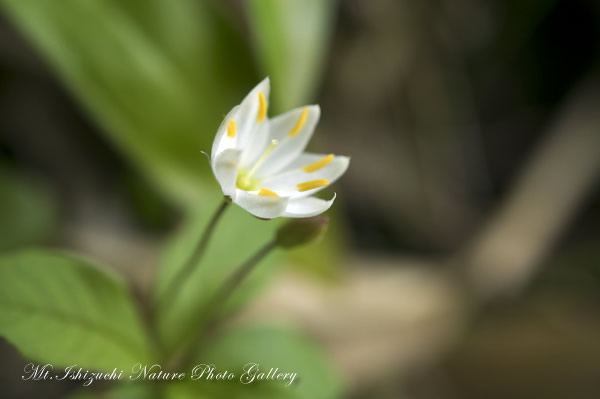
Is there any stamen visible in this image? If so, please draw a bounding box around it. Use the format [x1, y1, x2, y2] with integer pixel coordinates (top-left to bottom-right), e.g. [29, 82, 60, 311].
[297, 179, 329, 192]
[246, 139, 278, 179]
[257, 92, 267, 122]
[289, 107, 308, 137]
[227, 119, 236, 138]
[258, 188, 279, 197]
[303, 154, 334, 173]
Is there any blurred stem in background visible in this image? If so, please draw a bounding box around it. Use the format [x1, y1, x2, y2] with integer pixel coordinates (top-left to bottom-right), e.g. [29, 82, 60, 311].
[458, 77, 600, 299]
[245, 0, 336, 113]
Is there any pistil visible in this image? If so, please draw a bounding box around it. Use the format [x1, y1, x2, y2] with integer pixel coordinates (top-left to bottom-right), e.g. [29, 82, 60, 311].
[237, 140, 278, 190]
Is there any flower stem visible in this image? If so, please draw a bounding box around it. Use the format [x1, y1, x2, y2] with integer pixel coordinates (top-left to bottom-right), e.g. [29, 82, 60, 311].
[210, 240, 277, 309]
[159, 198, 230, 309]
[176, 240, 278, 367]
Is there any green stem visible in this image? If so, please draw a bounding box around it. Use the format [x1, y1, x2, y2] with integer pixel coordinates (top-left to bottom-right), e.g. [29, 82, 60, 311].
[158, 199, 230, 310]
[177, 240, 278, 367]
[210, 240, 278, 310]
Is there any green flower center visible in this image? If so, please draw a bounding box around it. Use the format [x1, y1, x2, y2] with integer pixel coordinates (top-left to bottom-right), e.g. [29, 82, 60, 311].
[236, 169, 260, 191]
[235, 139, 279, 191]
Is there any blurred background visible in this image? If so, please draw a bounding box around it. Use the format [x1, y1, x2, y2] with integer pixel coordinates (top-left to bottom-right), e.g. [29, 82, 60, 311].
[1, 0, 600, 398]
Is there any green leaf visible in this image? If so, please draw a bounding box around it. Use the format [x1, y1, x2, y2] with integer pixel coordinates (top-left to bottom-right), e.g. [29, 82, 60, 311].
[154, 200, 283, 353]
[187, 323, 344, 399]
[0, 0, 256, 206]
[67, 382, 152, 399]
[0, 167, 57, 251]
[165, 380, 294, 399]
[245, 0, 336, 111]
[0, 249, 155, 371]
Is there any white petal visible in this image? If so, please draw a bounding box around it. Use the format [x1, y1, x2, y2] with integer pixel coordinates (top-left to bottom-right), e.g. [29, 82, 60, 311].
[211, 105, 240, 161]
[235, 78, 270, 151]
[234, 189, 288, 219]
[261, 154, 350, 198]
[239, 119, 271, 169]
[282, 193, 336, 218]
[254, 105, 321, 177]
[212, 149, 242, 199]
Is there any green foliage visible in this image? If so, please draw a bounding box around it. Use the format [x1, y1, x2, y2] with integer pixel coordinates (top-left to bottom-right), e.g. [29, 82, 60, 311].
[0, 0, 344, 272]
[67, 382, 152, 399]
[60, 322, 343, 399]
[245, 0, 336, 112]
[0, 249, 155, 371]
[160, 323, 343, 399]
[154, 203, 283, 353]
[0, 1, 345, 396]
[0, 167, 57, 250]
[192, 323, 344, 399]
[0, 0, 337, 205]
[0, 0, 255, 206]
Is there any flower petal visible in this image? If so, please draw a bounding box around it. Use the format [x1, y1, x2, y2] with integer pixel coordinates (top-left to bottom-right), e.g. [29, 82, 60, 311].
[282, 193, 336, 218]
[234, 189, 288, 219]
[239, 119, 271, 169]
[235, 77, 270, 151]
[211, 105, 240, 161]
[261, 154, 350, 198]
[254, 105, 321, 177]
[212, 149, 242, 199]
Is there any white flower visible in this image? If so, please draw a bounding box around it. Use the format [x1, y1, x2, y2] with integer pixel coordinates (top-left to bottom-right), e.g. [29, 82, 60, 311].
[210, 78, 349, 219]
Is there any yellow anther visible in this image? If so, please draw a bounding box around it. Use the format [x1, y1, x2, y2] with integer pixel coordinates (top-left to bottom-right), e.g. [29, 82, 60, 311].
[257, 91, 267, 122]
[289, 107, 308, 137]
[258, 188, 279, 197]
[303, 154, 334, 173]
[227, 119, 237, 138]
[297, 179, 329, 192]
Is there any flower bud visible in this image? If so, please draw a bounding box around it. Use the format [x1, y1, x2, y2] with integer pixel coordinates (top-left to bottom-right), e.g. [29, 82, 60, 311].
[275, 216, 329, 248]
